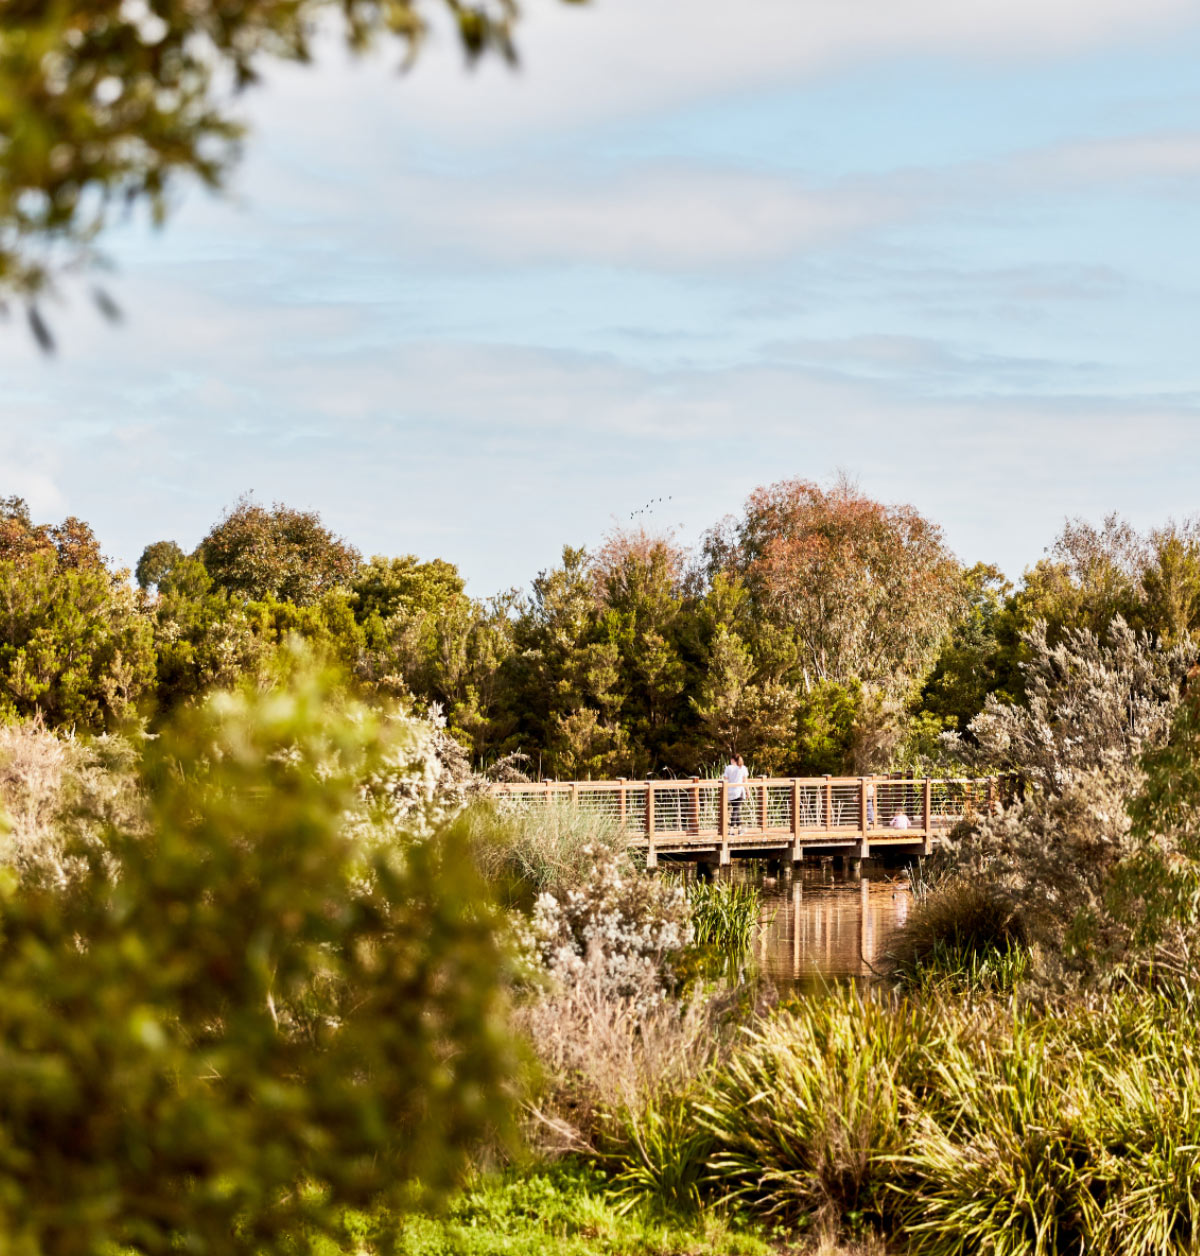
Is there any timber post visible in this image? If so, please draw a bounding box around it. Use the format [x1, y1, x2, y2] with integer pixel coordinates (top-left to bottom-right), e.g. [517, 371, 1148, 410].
[569, 781, 578, 811]
[617, 778, 627, 831]
[645, 781, 657, 869]
[824, 774, 832, 834]
[718, 778, 731, 866]
[690, 776, 700, 835]
[923, 777, 933, 857]
[759, 776, 768, 835]
[859, 776, 870, 860]
[791, 777, 802, 862]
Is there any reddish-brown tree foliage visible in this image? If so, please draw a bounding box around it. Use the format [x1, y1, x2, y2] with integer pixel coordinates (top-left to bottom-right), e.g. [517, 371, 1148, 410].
[709, 477, 964, 698]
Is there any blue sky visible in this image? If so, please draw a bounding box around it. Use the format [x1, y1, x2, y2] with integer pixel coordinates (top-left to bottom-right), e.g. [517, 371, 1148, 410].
[3, 0, 1200, 595]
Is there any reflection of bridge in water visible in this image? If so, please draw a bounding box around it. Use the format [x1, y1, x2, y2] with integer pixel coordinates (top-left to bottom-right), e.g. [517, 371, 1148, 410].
[489, 774, 1005, 870]
[753, 869, 913, 987]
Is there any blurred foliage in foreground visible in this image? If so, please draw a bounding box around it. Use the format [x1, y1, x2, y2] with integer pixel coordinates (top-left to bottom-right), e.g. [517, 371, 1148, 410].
[0, 0, 551, 322]
[0, 662, 518, 1255]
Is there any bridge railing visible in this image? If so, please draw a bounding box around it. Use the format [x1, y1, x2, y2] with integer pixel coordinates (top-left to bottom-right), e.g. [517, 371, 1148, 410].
[488, 774, 1003, 843]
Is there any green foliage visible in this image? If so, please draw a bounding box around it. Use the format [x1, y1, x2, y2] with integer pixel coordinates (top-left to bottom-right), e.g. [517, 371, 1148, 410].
[0, 665, 519, 1255]
[134, 539, 184, 591]
[686, 877, 762, 954]
[198, 497, 361, 605]
[0, 549, 155, 730]
[1111, 667, 1200, 976]
[352, 554, 466, 622]
[794, 680, 861, 775]
[605, 1089, 718, 1217]
[355, 1162, 774, 1256]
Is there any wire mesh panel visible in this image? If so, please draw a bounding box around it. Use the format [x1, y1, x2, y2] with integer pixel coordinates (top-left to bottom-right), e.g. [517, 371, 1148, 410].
[929, 779, 988, 824]
[764, 783, 793, 831]
[793, 784, 827, 830]
[830, 782, 862, 829]
[486, 776, 996, 844]
[873, 780, 922, 830]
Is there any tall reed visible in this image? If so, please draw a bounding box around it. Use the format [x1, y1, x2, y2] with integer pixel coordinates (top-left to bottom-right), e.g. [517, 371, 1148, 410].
[686, 878, 762, 953]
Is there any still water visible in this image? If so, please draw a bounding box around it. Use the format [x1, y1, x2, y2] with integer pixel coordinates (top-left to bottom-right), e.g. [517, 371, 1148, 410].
[724, 863, 915, 991]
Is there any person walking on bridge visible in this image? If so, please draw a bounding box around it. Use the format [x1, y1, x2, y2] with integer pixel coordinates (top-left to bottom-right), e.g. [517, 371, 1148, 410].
[724, 753, 749, 831]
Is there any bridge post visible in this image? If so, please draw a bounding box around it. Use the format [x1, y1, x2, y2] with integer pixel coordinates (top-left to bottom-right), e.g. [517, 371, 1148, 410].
[922, 777, 933, 856]
[690, 777, 700, 835]
[617, 778, 627, 831]
[758, 777, 767, 835]
[645, 782, 657, 869]
[859, 776, 871, 860]
[569, 781, 578, 811]
[824, 774, 832, 835]
[718, 779, 730, 866]
[987, 775, 997, 816]
[791, 778, 802, 863]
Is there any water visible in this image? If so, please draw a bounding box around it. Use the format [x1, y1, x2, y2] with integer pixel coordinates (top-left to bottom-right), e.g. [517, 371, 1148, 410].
[727, 863, 915, 991]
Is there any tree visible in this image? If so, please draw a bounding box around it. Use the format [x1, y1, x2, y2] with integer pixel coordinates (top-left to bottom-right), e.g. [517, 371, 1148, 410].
[0, 496, 105, 570]
[351, 554, 466, 622]
[1013, 513, 1147, 645]
[135, 539, 185, 592]
[706, 476, 965, 701]
[0, 0, 552, 325]
[0, 665, 519, 1254]
[198, 497, 360, 605]
[917, 563, 1020, 734]
[1141, 518, 1200, 646]
[0, 549, 154, 730]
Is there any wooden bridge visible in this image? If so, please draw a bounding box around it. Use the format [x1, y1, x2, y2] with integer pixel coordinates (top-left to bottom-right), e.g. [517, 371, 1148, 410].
[488, 774, 1003, 868]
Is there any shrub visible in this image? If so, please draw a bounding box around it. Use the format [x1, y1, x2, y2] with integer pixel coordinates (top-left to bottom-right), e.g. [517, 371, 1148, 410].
[0, 664, 519, 1255]
[701, 988, 928, 1228]
[886, 876, 1026, 988]
[525, 852, 693, 1012]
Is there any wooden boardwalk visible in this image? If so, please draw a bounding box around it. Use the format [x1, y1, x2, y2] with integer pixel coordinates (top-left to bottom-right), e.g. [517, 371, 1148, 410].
[488, 774, 1001, 867]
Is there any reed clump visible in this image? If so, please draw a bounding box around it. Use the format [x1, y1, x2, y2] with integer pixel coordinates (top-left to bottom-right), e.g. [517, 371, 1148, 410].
[686, 878, 762, 953]
[887, 874, 1026, 989]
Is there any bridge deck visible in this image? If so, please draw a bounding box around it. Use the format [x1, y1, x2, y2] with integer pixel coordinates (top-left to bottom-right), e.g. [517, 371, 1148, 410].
[489, 774, 999, 866]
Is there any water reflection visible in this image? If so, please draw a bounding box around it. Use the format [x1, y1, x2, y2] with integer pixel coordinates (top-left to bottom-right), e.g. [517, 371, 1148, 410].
[726, 863, 913, 991]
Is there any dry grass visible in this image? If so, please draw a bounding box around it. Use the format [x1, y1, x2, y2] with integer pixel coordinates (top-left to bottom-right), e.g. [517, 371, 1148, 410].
[517, 958, 734, 1154]
[0, 717, 141, 885]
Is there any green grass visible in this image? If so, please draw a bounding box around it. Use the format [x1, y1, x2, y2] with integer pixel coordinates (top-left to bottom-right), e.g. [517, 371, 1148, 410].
[310, 1162, 779, 1256]
[687, 877, 763, 952]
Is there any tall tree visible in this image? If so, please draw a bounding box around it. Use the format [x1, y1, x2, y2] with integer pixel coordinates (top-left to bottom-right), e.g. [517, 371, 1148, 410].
[706, 475, 964, 700]
[198, 497, 360, 606]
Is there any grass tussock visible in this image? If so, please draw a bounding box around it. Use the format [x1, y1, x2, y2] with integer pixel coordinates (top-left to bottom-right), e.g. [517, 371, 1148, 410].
[580, 986, 1200, 1254]
[466, 797, 631, 900]
[887, 874, 1026, 989]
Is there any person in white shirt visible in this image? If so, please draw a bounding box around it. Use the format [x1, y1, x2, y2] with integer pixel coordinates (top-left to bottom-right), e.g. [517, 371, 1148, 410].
[889, 812, 910, 830]
[723, 753, 749, 830]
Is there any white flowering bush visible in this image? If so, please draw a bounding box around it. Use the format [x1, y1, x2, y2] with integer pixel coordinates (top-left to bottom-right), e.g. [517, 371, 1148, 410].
[352, 702, 485, 847]
[526, 851, 693, 1015]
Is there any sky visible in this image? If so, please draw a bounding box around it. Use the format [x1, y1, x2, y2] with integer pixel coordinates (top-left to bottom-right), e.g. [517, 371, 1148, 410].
[3, 0, 1200, 596]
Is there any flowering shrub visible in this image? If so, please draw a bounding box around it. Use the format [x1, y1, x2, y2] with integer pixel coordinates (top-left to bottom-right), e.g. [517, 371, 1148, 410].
[526, 852, 693, 1014]
[353, 701, 485, 846]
